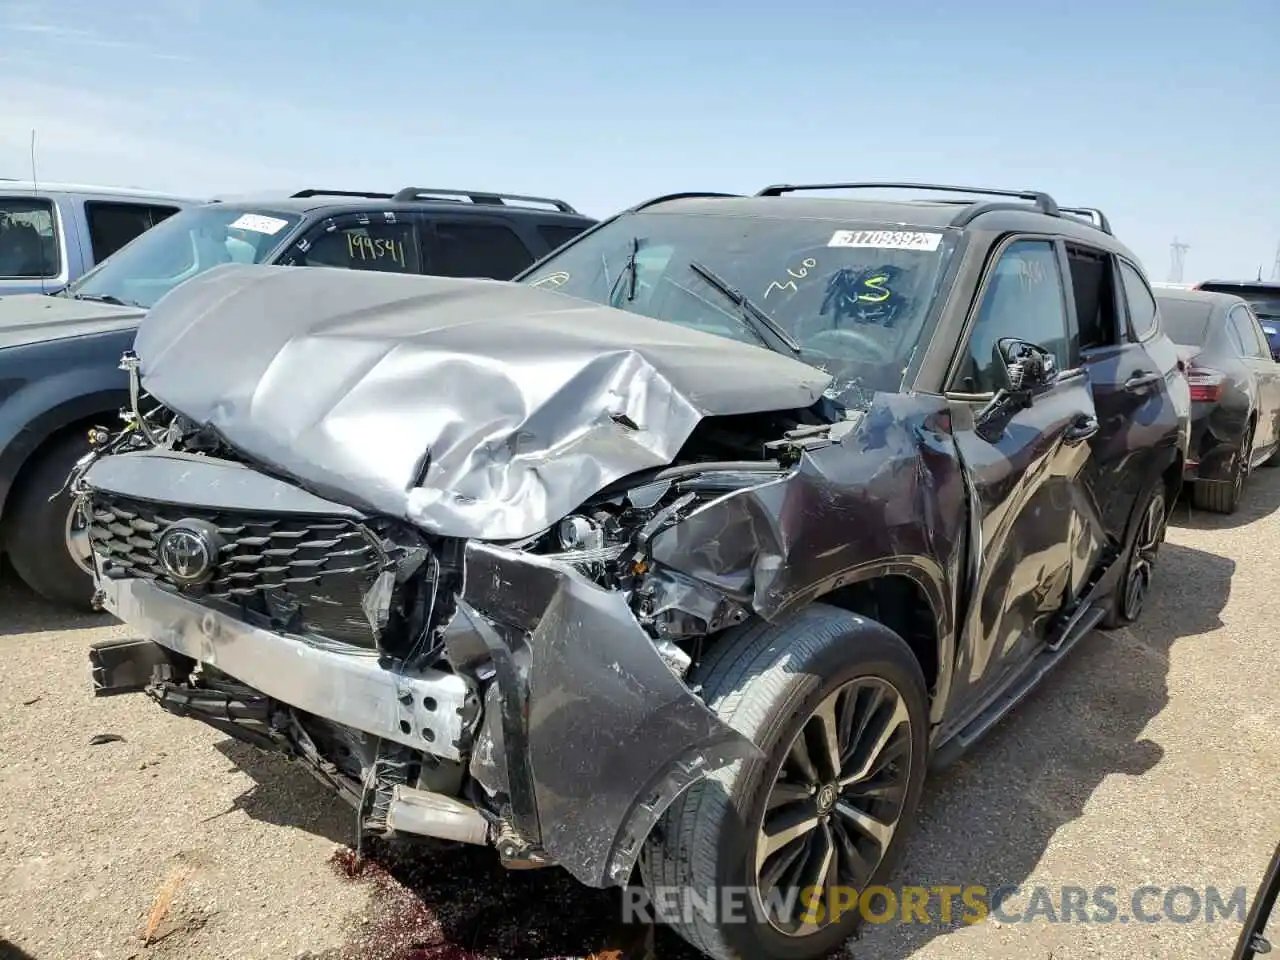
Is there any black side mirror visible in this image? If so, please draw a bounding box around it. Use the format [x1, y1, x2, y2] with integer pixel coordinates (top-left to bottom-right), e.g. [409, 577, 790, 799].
[997, 338, 1057, 391]
[972, 339, 1058, 443]
[1235, 840, 1278, 959]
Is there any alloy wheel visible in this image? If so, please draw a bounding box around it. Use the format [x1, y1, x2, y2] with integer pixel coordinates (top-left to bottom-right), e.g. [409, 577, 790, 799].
[1122, 492, 1165, 622]
[751, 677, 913, 936]
[1234, 434, 1252, 501]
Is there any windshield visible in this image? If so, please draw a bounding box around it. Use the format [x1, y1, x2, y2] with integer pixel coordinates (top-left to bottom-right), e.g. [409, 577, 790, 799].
[1156, 298, 1214, 346]
[517, 211, 959, 406]
[66, 205, 301, 309]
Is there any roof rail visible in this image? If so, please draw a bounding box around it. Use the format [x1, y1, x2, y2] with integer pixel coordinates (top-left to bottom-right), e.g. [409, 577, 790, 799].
[391, 187, 578, 214]
[756, 181, 1062, 216]
[291, 188, 395, 199]
[627, 191, 743, 213]
[908, 196, 1113, 236]
[1058, 205, 1113, 235]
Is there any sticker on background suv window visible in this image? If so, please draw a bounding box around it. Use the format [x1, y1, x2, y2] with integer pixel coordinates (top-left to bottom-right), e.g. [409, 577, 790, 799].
[228, 214, 291, 235]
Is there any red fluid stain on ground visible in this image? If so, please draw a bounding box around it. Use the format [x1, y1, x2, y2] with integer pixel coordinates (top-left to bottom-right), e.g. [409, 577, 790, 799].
[320, 839, 679, 960]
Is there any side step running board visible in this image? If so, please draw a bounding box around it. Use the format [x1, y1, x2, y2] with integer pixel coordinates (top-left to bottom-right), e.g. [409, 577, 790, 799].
[931, 603, 1106, 770]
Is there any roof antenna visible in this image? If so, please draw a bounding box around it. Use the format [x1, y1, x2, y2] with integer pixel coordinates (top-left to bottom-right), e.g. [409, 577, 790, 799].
[30, 128, 49, 295]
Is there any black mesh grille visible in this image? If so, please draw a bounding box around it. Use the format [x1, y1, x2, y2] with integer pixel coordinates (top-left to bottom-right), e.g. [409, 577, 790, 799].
[88, 494, 385, 647]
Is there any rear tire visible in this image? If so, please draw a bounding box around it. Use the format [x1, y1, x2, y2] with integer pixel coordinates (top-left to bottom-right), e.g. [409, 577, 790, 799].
[5, 431, 96, 609]
[1101, 484, 1167, 629]
[1191, 428, 1251, 514]
[640, 604, 929, 960]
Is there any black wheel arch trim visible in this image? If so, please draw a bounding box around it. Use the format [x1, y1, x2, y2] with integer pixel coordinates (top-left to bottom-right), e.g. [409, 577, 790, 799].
[0, 387, 128, 525]
[797, 556, 955, 728]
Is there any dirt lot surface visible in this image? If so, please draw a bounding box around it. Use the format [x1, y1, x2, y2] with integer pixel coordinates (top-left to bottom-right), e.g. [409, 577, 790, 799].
[2, 475, 1277, 960]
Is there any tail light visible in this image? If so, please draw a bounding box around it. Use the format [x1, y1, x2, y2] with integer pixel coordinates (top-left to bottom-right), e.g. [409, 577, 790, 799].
[1187, 364, 1224, 402]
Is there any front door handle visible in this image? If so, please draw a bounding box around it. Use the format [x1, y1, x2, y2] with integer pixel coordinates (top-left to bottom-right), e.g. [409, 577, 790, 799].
[1064, 414, 1099, 445]
[1124, 371, 1161, 392]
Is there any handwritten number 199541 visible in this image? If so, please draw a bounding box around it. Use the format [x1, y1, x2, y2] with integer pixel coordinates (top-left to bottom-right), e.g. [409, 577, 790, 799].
[347, 233, 408, 269]
[764, 258, 818, 299]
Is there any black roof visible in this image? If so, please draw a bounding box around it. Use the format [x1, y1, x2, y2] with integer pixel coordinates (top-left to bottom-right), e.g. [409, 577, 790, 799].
[630, 181, 1142, 266]
[1198, 279, 1280, 292]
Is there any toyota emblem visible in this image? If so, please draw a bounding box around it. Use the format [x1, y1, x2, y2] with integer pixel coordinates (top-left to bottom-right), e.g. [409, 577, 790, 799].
[156, 519, 221, 584]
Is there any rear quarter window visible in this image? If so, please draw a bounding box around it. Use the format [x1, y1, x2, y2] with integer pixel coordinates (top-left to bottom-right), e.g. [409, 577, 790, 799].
[0, 196, 59, 279]
[1118, 260, 1159, 340]
[537, 223, 590, 252]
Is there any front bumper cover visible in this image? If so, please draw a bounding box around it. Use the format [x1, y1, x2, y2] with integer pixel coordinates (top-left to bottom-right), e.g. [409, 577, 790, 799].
[96, 539, 760, 889]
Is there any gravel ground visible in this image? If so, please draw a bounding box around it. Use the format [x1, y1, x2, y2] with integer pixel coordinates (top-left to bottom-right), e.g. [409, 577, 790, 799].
[1, 474, 1277, 960]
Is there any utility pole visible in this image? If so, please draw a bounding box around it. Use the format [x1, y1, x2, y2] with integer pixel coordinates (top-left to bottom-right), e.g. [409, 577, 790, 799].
[1169, 237, 1190, 283]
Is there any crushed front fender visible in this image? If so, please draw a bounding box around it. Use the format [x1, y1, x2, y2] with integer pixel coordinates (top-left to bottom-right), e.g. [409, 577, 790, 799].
[451, 541, 763, 888]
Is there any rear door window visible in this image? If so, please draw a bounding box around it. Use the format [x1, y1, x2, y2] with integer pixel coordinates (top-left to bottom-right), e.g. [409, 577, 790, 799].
[1065, 245, 1122, 351]
[85, 201, 182, 262]
[428, 219, 537, 280]
[0, 196, 59, 278]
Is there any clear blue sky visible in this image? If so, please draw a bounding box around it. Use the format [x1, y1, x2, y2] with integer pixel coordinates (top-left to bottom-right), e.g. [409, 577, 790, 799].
[1, 0, 1276, 281]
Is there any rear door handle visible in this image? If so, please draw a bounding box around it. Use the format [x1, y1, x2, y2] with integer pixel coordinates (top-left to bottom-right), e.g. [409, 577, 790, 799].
[1124, 371, 1161, 391]
[1064, 414, 1099, 445]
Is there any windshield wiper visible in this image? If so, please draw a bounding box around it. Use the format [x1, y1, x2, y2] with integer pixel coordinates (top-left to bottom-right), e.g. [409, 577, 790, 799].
[608, 237, 641, 305]
[687, 260, 801, 354]
[73, 293, 145, 308]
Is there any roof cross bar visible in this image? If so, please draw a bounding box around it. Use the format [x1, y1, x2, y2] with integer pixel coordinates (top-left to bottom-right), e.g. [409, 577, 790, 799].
[755, 181, 1062, 217]
[391, 187, 578, 214]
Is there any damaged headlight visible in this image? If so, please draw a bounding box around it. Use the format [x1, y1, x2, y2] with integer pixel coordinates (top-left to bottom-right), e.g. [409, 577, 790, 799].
[557, 515, 600, 551]
[518, 462, 793, 676]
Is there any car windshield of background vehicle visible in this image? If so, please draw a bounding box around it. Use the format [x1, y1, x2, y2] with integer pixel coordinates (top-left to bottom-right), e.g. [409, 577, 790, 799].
[518, 212, 959, 407]
[1242, 297, 1280, 323]
[1156, 298, 1214, 346]
[1198, 284, 1280, 322]
[66, 205, 302, 309]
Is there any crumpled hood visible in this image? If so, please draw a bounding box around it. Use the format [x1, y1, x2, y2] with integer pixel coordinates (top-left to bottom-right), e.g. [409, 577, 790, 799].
[134, 263, 833, 540]
[0, 293, 144, 351]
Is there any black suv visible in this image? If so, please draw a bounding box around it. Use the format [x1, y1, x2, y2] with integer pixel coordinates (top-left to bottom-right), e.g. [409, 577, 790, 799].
[81, 182, 1188, 960]
[0, 187, 595, 607]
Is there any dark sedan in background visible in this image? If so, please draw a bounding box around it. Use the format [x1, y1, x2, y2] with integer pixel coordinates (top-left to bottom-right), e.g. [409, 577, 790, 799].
[1155, 287, 1280, 513]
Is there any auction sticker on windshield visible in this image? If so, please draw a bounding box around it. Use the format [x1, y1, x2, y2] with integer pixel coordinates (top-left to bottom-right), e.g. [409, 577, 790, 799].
[828, 229, 942, 251]
[228, 213, 291, 235]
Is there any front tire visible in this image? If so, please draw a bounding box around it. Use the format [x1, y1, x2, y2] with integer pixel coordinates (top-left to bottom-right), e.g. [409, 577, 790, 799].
[5, 432, 96, 609]
[641, 605, 929, 960]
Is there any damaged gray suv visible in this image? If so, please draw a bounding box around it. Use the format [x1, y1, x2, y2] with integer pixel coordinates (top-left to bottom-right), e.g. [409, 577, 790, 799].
[79, 182, 1188, 960]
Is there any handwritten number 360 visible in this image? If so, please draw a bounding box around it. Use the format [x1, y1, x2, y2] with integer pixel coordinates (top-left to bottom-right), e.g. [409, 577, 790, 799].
[764, 258, 818, 299]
